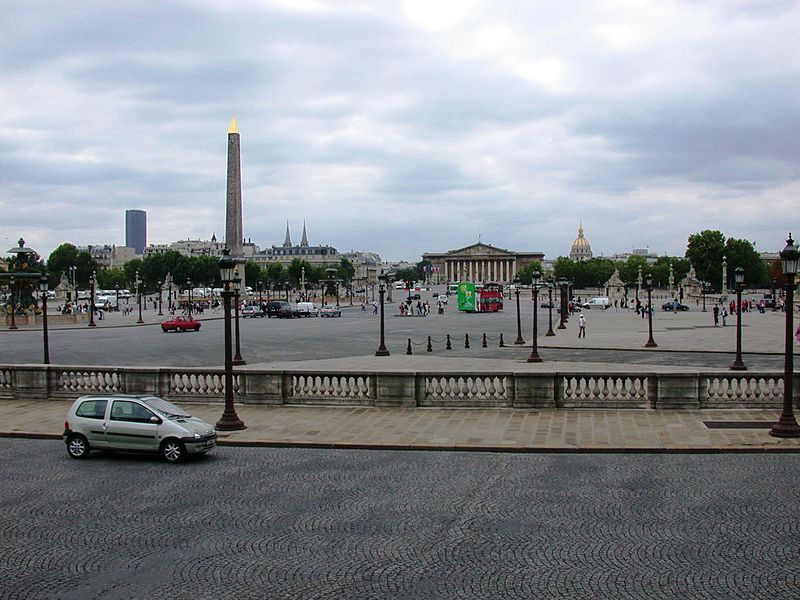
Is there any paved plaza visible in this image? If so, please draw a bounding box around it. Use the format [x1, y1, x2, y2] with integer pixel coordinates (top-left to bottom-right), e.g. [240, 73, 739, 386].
[2, 438, 799, 599]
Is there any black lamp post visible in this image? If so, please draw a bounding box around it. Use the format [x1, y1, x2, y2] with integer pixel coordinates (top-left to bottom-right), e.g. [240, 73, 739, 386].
[115, 284, 120, 311]
[8, 276, 17, 330]
[546, 281, 556, 336]
[233, 268, 246, 366]
[39, 275, 49, 364]
[527, 270, 543, 363]
[258, 282, 263, 305]
[88, 270, 97, 327]
[216, 249, 246, 431]
[701, 281, 708, 312]
[770, 234, 800, 438]
[136, 270, 144, 324]
[187, 278, 193, 319]
[558, 278, 567, 330]
[645, 273, 657, 347]
[157, 280, 163, 316]
[375, 270, 390, 356]
[513, 276, 524, 345]
[730, 267, 747, 371]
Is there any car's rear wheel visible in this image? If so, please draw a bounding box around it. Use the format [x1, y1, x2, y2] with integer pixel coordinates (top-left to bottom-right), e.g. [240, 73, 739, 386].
[161, 439, 185, 463]
[66, 434, 90, 459]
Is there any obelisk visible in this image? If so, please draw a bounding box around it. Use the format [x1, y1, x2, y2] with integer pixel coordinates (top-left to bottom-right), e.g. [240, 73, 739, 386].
[225, 115, 244, 259]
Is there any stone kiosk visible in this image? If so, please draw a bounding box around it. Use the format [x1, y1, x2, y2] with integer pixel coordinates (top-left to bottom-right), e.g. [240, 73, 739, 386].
[604, 269, 626, 303]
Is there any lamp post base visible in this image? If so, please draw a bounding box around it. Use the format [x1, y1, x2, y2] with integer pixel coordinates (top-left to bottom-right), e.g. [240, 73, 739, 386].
[645, 340, 658, 348]
[375, 347, 390, 357]
[233, 356, 247, 366]
[216, 412, 246, 431]
[729, 360, 747, 371]
[513, 337, 525, 345]
[769, 416, 800, 438]
[526, 353, 543, 363]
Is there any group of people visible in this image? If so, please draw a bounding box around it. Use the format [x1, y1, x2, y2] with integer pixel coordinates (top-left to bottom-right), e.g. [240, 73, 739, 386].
[399, 300, 431, 316]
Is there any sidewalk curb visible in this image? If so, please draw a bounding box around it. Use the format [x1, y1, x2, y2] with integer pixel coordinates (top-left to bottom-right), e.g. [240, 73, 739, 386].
[6, 432, 799, 454]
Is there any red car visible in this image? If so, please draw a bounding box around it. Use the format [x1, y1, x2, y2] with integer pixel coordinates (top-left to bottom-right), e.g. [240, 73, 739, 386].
[161, 316, 201, 332]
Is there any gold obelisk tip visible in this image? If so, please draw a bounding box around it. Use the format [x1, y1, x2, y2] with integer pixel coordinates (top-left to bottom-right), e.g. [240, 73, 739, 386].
[228, 114, 239, 134]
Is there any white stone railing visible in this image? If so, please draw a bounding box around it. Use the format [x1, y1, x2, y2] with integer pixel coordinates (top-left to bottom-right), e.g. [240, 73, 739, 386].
[0, 364, 797, 409]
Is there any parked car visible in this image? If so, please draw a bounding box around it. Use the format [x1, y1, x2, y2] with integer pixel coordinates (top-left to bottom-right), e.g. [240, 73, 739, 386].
[296, 302, 319, 317]
[762, 294, 775, 309]
[662, 300, 690, 312]
[409, 293, 421, 300]
[63, 394, 216, 462]
[319, 305, 342, 317]
[161, 316, 201, 332]
[241, 305, 264, 318]
[581, 297, 610, 309]
[265, 300, 293, 318]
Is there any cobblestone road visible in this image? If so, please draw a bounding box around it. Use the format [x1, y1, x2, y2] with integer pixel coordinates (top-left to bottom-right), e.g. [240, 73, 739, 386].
[2, 439, 799, 599]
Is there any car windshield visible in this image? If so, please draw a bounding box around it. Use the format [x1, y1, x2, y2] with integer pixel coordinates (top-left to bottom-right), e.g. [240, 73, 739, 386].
[142, 396, 191, 418]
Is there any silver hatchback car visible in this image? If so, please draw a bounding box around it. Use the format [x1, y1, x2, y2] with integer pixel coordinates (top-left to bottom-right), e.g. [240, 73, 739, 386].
[64, 395, 217, 462]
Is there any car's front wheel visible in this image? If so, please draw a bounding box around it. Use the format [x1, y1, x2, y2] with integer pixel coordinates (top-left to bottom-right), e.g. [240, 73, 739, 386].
[66, 434, 90, 459]
[160, 439, 185, 463]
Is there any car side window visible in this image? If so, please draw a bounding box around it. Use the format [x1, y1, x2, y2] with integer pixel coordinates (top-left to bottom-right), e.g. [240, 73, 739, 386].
[76, 399, 108, 419]
[110, 400, 158, 424]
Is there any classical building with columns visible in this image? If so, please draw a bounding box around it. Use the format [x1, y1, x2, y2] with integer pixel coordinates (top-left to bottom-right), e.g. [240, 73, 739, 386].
[422, 242, 545, 284]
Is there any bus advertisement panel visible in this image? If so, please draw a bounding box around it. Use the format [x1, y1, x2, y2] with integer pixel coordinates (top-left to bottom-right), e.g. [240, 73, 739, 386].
[457, 282, 503, 312]
[457, 281, 476, 312]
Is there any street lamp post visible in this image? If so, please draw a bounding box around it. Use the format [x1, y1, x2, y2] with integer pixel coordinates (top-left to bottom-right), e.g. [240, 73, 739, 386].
[513, 276, 524, 345]
[39, 275, 49, 364]
[701, 281, 708, 312]
[136, 271, 144, 324]
[233, 268, 246, 366]
[527, 270, 543, 363]
[8, 276, 17, 330]
[558, 278, 567, 330]
[546, 281, 556, 336]
[770, 234, 800, 438]
[68, 265, 76, 302]
[645, 273, 657, 347]
[215, 249, 246, 432]
[636, 266, 643, 303]
[88, 271, 97, 327]
[730, 267, 747, 371]
[157, 280, 163, 316]
[375, 270, 390, 356]
[186, 278, 193, 319]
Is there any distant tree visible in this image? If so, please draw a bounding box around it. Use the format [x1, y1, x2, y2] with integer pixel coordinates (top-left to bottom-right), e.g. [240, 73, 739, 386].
[46, 243, 80, 283]
[123, 259, 143, 289]
[394, 268, 418, 287]
[685, 230, 726, 289]
[264, 263, 285, 294]
[616, 255, 649, 286]
[337, 256, 356, 284]
[516, 261, 543, 285]
[551, 257, 577, 283]
[96, 268, 127, 290]
[724, 237, 768, 288]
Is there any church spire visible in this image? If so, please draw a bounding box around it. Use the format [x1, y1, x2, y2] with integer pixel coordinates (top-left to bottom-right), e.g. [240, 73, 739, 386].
[283, 221, 292, 247]
[300, 220, 309, 247]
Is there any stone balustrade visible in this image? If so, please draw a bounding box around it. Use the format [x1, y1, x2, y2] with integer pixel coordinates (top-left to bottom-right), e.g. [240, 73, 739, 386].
[0, 364, 797, 410]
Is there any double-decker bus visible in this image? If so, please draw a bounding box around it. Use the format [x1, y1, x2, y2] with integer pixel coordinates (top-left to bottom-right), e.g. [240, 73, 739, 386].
[457, 282, 504, 312]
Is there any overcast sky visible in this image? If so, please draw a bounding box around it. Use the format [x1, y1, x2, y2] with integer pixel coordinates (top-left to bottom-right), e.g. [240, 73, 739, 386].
[2, 0, 798, 262]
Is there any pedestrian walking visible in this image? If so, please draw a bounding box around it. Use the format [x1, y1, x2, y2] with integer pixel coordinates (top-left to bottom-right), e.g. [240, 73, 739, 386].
[578, 314, 586, 338]
[722, 308, 728, 326]
[713, 304, 719, 326]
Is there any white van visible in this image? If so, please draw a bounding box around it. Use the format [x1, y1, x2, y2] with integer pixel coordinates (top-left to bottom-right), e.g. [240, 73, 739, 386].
[296, 302, 319, 317]
[582, 297, 610, 309]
